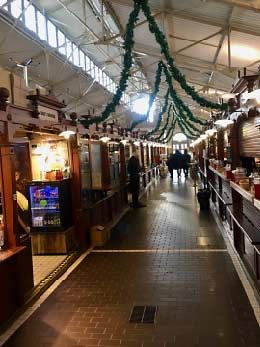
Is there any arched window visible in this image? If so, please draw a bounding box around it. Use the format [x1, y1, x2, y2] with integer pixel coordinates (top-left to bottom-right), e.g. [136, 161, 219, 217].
[172, 133, 188, 154]
[172, 133, 187, 142]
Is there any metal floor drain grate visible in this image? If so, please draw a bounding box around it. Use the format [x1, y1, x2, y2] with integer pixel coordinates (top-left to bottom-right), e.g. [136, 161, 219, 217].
[129, 306, 157, 324]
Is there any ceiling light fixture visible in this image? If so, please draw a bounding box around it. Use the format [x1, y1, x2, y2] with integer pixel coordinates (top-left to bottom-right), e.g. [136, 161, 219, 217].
[100, 136, 111, 143]
[59, 130, 76, 139]
[200, 134, 208, 140]
[215, 119, 234, 127]
[205, 129, 217, 136]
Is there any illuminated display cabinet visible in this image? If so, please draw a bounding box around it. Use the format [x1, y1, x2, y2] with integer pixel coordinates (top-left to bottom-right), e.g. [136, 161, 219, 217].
[27, 179, 72, 232]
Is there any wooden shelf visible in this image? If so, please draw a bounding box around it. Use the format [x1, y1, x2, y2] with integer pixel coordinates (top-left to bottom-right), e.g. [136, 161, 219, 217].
[209, 182, 232, 205]
[253, 198, 260, 211]
[208, 166, 229, 181]
[230, 181, 254, 203]
[0, 246, 25, 262]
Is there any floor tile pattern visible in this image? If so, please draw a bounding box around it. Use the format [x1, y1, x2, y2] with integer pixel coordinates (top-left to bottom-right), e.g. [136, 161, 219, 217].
[33, 255, 67, 286]
[2, 176, 260, 346]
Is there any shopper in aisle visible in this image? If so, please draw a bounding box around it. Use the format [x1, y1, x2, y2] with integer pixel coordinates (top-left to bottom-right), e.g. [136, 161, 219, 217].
[166, 153, 174, 178]
[172, 150, 183, 178]
[182, 149, 191, 177]
[127, 152, 146, 208]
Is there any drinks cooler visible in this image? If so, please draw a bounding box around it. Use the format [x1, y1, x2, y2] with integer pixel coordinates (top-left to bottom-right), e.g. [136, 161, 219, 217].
[27, 179, 72, 232]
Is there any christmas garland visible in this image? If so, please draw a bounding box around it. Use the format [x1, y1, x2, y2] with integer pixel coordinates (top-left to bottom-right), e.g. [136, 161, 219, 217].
[161, 119, 177, 143]
[161, 62, 207, 126]
[140, 0, 226, 111]
[155, 104, 172, 140]
[130, 61, 163, 130]
[172, 103, 202, 136]
[145, 88, 170, 138]
[80, 0, 226, 131]
[176, 118, 197, 139]
[80, 0, 141, 127]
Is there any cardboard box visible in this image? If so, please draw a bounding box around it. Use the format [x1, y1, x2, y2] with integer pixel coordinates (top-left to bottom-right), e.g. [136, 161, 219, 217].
[90, 225, 109, 247]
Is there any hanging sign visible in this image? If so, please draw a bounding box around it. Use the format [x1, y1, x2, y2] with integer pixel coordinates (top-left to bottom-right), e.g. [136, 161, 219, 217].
[38, 105, 58, 122]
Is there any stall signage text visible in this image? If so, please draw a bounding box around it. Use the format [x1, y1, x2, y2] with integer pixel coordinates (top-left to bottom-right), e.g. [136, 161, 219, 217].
[38, 105, 58, 122]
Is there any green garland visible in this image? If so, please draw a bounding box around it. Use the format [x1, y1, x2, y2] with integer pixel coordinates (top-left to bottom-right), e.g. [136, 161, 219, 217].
[163, 124, 176, 143]
[155, 104, 172, 140]
[140, 0, 226, 111]
[146, 88, 170, 138]
[161, 119, 177, 144]
[172, 103, 202, 136]
[80, 0, 141, 127]
[80, 0, 226, 130]
[130, 61, 163, 130]
[176, 118, 197, 139]
[161, 62, 207, 126]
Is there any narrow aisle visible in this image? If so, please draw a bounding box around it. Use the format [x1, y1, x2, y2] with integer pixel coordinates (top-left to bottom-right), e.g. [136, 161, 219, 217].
[2, 177, 260, 347]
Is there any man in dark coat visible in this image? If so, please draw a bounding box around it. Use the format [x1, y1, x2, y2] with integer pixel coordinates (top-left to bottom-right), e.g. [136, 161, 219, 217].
[182, 149, 191, 177]
[127, 152, 146, 208]
[166, 153, 174, 179]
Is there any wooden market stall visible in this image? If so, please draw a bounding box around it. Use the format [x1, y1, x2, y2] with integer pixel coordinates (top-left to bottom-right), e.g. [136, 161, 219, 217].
[197, 73, 260, 281]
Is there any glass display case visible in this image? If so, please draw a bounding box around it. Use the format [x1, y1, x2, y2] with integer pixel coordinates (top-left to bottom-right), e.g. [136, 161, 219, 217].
[124, 144, 131, 171]
[108, 142, 120, 186]
[28, 179, 72, 232]
[90, 141, 103, 189]
[30, 139, 71, 181]
[79, 141, 91, 208]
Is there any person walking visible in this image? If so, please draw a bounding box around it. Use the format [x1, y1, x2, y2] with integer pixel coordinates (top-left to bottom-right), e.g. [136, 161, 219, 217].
[173, 150, 183, 178]
[166, 153, 174, 179]
[127, 152, 146, 208]
[182, 149, 191, 177]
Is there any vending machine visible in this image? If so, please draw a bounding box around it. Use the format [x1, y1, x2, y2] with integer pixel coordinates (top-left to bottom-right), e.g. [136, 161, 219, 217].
[28, 179, 72, 232]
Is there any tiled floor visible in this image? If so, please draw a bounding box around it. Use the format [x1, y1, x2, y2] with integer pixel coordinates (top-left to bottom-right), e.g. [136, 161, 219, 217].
[1, 175, 260, 346]
[33, 255, 67, 286]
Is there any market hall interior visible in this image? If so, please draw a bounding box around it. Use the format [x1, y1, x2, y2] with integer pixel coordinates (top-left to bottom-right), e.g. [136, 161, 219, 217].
[1, 176, 260, 347]
[0, 0, 260, 345]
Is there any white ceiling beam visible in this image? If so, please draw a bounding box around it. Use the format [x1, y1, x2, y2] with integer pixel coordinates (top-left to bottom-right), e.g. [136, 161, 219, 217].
[174, 28, 224, 54]
[169, 35, 218, 48]
[45, 0, 77, 15]
[207, 7, 235, 85]
[108, 0, 260, 37]
[96, 11, 162, 44]
[210, 0, 260, 12]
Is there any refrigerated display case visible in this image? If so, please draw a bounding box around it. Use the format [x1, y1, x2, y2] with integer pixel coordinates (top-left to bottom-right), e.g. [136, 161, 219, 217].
[28, 179, 72, 232]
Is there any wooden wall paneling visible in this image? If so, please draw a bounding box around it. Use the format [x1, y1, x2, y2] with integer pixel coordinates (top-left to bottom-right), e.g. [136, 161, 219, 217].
[0, 255, 19, 325]
[229, 123, 240, 169]
[70, 136, 90, 247]
[0, 145, 19, 248]
[240, 116, 260, 157]
[140, 143, 145, 168]
[119, 143, 126, 184]
[243, 199, 260, 230]
[217, 130, 224, 161]
[232, 188, 244, 254]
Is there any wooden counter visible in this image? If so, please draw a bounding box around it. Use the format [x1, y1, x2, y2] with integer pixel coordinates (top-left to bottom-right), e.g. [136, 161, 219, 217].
[253, 198, 260, 211]
[230, 182, 254, 203]
[208, 166, 230, 182]
[0, 246, 25, 262]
